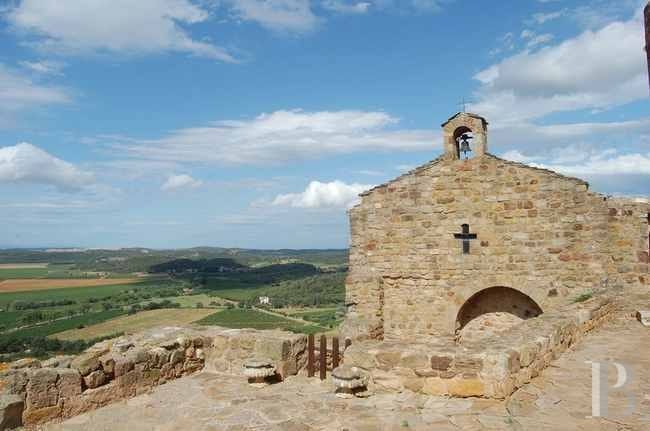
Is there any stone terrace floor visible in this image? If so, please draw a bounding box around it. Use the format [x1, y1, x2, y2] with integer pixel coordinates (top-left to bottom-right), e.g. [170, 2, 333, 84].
[43, 312, 650, 431]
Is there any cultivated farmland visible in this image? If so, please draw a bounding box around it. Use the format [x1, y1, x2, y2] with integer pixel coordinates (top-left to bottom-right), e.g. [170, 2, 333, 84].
[197, 308, 323, 334]
[53, 308, 217, 341]
[0, 278, 140, 293]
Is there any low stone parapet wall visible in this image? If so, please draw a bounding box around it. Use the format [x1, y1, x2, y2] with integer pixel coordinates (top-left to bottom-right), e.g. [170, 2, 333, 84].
[344, 296, 617, 399]
[0, 326, 307, 429]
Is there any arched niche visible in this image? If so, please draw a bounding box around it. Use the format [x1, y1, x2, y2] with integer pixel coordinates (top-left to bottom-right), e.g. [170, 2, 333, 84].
[455, 286, 543, 332]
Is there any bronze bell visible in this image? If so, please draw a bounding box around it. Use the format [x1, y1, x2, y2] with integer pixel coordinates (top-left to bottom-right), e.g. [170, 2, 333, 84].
[459, 133, 473, 157]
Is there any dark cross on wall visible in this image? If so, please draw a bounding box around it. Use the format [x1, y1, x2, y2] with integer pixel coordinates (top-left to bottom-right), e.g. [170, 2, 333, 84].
[454, 224, 477, 255]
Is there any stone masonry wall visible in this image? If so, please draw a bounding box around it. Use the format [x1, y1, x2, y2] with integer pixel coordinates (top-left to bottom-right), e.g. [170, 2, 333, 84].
[344, 296, 618, 399]
[343, 154, 650, 341]
[0, 326, 307, 430]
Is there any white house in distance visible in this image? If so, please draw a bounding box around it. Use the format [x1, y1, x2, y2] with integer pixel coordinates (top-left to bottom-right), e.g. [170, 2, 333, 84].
[258, 296, 271, 306]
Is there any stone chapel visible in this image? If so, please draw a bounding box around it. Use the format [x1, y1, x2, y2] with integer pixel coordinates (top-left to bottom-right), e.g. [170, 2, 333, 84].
[342, 112, 650, 342]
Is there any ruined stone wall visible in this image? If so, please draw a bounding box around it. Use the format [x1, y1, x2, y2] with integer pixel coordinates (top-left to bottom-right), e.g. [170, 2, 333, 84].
[343, 154, 650, 341]
[606, 198, 650, 287]
[344, 296, 618, 399]
[0, 327, 307, 429]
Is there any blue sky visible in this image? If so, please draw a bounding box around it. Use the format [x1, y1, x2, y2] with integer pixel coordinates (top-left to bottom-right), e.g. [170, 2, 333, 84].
[0, 0, 649, 249]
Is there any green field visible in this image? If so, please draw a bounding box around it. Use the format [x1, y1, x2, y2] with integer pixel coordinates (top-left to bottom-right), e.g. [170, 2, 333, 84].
[289, 308, 342, 328]
[0, 279, 185, 334]
[0, 264, 101, 280]
[0, 279, 167, 309]
[52, 308, 216, 341]
[0, 311, 22, 329]
[6, 309, 125, 339]
[0, 249, 348, 360]
[197, 308, 323, 334]
[0, 267, 50, 279]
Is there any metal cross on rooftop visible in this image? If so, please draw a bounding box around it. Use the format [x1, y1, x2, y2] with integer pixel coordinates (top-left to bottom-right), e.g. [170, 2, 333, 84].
[457, 97, 474, 113]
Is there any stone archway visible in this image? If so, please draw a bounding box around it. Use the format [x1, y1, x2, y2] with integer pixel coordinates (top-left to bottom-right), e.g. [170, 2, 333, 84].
[455, 286, 543, 340]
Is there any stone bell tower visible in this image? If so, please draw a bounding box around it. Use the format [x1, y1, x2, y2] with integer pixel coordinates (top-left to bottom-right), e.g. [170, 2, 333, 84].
[441, 112, 489, 160]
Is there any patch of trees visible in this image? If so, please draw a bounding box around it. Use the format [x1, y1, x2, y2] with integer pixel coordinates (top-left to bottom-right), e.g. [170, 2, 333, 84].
[242, 272, 345, 308]
[12, 299, 76, 310]
[149, 258, 247, 274]
[231, 263, 321, 285]
[127, 299, 180, 315]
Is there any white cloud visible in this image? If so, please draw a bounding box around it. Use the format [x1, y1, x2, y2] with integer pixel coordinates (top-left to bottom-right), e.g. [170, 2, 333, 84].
[500, 150, 540, 164]
[534, 152, 650, 176]
[472, 10, 645, 124]
[161, 174, 203, 191]
[0, 63, 69, 125]
[6, 0, 235, 62]
[0, 143, 94, 190]
[370, 0, 451, 13]
[114, 109, 438, 166]
[530, 10, 565, 24]
[19, 60, 65, 75]
[570, 1, 637, 30]
[520, 30, 554, 48]
[322, 1, 371, 14]
[272, 180, 373, 208]
[491, 118, 650, 155]
[227, 0, 319, 33]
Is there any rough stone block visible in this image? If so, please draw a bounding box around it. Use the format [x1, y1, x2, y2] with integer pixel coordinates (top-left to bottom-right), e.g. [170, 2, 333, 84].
[0, 393, 24, 430]
[41, 355, 74, 369]
[70, 352, 101, 377]
[447, 378, 485, 398]
[113, 356, 134, 378]
[422, 377, 448, 396]
[149, 347, 171, 367]
[169, 349, 185, 366]
[400, 352, 428, 369]
[81, 384, 120, 408]
[430, 355, 453, 371]
[83, 370, 107, 389]
[9, 358, 40, 370]
[138, 369, 161, 387]
[125, 348, 148, 364]
[56, 369, 82, 398]
[403, 377, 424, 392]
[340, 346, 376, 370]
[454, 357, 484, 373]
[115, 370, 137, 388]
[375, 351, 401, 370]
[25, 368, 59, 409]
[0, 370, 28, 395]
[99, 354, 116, 376]
[370, 369, 403, 392]
[23, 403, 62, 426]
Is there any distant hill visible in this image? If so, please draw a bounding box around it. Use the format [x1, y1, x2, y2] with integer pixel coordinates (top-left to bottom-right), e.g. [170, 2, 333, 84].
[0, 247, 348, 272]
[148, 258, 247, 274]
